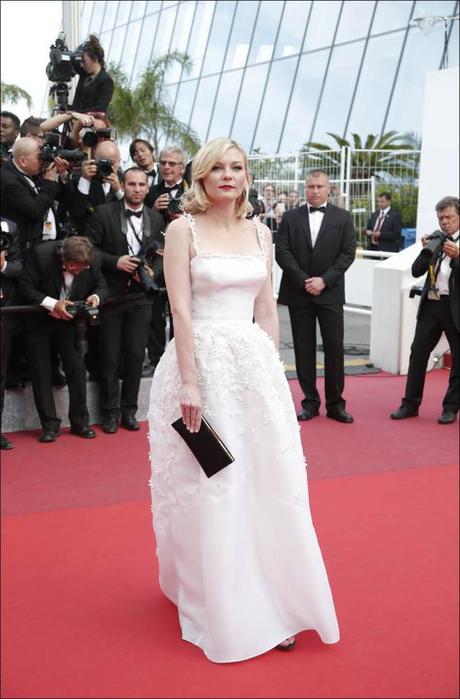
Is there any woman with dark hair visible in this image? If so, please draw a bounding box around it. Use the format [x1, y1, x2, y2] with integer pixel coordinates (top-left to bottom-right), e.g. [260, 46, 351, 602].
[72, 35, 114, 114]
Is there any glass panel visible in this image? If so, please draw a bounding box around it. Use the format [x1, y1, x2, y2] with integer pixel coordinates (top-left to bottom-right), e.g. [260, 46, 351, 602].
[130, 0, 147, 21]
[89, 1, 106, 34]
[335, 1, 375, 43]
[280, 49, 329, 152]
[231, 63, 269, 151]
[80, 1, 94, 39]
[207, 69, 243, 140]
[346, 32, 405, 138]
[201, 1, 236, 76]
[386, 23, 455, 136]
[131, 13, 159, 79]
[167, 1, 196, 83]
[152, 6, 177, 56]
[247, 1, 284, 66]
[311, 40, 365, 142]
[189, 75, 220, 139]
[107, 25, 127, 66]
[146, 0, 162, 14]
[303, 0, 342, 51]
[122, 19, 143, 79]
[274, 0, 311, 59]
[224, 1, 259, 70]
[371, 0, 413, 34]
[115, 0, 132, 27]
[447, 15, 459, 68]
[187, 1, 216, 78]
[101, 0, 119, 32]
[173, 80, 198, 130]
[252, 56, 297, 152]
[413, 0, 456, 20]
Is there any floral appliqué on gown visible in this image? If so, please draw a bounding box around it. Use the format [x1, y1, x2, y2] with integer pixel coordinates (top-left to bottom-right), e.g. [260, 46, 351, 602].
[148, 213, 339, 663]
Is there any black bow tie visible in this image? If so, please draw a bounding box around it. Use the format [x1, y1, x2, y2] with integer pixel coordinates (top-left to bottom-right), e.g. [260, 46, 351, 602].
[309, 206, 326, 214]
[125, 209, 143, 218]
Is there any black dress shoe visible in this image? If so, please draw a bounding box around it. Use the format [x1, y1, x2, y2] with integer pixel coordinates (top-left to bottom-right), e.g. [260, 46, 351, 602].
[297, 407, 319, 421]
[52, 371, 67, 386]
[1, 435, 14, 450]
[327, 408, 354, 423]
[438, 410, 457, 425]
[390, 405, 418, 420]
[276, 637, 296, 651]
[121, 415, 140, 431]
[102, 417, 118, 434]
[39, 430, 58, 443]
[5, 378, 26, 389]
[70, 425, 96, 438]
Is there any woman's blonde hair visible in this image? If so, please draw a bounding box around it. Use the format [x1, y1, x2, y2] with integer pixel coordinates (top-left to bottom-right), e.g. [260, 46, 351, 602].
[181, 137, 252, 218]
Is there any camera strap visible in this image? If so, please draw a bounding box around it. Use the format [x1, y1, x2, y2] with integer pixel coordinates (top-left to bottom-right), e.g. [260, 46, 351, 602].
[126, 216, 144, 256]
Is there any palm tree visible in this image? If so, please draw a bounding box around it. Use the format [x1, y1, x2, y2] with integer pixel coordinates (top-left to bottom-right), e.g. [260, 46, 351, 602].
[1, 82, 32, 109]
[108, 52, 201, 157]
[301, 130, 419, 182]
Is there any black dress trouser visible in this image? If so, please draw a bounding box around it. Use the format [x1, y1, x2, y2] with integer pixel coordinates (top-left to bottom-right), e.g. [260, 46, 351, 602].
[98, 297, 152, 418]
[24, 315, 89, 431]
[403, 297, 459, 412]
[288, 303, 345, 411]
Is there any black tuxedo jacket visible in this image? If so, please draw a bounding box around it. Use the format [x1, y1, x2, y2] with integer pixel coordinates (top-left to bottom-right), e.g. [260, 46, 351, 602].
[85, 200, 165, 298]
[0, 159, 61, 251]
[412, 245, 459, 331]
[72, 68, 114, 113]
[19, 240, 108, 308]
[145, 180, 186, 225]
[68, 176, 122, 233]
[275, 203, 356, 308]
[366, 208, 402, 252]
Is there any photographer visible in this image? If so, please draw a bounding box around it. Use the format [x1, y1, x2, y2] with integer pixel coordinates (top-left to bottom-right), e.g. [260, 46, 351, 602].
[71, 35, 114, 114]
[0, 218, 23, 450]
[146, 146, 187, 227]
[391, 196, 459, 424]
[19, 236, 108, 443]
[86, 167, 164, 434]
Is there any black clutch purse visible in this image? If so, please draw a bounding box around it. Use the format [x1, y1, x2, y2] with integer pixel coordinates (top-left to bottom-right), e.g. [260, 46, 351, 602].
[171, 416, 235, 478]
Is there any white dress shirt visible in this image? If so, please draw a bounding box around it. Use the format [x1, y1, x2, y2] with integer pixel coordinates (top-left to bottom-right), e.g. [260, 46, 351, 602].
[124, 204, 144, 256]
[437, 231, 459, 295]
[308, 201, 328, 246]
[78, 177, 124, 200]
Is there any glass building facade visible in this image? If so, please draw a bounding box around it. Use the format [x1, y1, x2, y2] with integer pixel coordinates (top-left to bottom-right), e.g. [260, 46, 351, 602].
[79, 0, 459, 153]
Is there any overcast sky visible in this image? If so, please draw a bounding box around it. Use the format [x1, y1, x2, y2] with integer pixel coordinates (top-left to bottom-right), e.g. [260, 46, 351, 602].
[1, 1, 63, 122]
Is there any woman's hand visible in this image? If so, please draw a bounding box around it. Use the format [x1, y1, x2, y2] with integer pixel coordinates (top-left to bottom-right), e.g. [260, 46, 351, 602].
[180, 382, 202, 432]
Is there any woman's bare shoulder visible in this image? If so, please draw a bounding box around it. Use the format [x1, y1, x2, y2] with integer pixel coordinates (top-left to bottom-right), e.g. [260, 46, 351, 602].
[165, 215, 192, 243]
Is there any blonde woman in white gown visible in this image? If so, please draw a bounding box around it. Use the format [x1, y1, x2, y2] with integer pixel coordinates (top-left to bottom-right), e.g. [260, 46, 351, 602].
[148, 137, 339, 663]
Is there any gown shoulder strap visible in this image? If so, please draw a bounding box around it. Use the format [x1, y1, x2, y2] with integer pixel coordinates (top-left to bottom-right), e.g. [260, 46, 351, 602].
[253, 217, 270, 260]
[183, 212, 200, 254]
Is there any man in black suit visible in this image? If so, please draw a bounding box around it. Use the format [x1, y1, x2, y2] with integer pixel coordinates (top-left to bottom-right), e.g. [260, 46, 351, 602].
[276, 169, 356, 423]
[86, 167, 164, 434]
[365, 192, 402, 253]
[391, 196, 459, 424]
[19, 236, 108, 442]
[0, 218, 23, 449]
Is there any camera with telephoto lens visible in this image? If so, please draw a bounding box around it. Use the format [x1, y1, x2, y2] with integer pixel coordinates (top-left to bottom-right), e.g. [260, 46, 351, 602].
[81, 127, 118, 148]
[41, 133, 88, 165]
[95, 157, 114, 178]
[167, 195, 183, 217]
[420, 230, 452, 259]
[66, 301, 100, 326]
[135, 240, 163, 296]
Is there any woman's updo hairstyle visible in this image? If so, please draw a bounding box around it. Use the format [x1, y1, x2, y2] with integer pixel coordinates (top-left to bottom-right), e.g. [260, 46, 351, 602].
[181, 137, 252, 219]
[82, 34, 106, 70]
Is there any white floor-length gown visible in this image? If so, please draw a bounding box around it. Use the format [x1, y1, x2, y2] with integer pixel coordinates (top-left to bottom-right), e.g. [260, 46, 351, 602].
[148, 214, 340, 663]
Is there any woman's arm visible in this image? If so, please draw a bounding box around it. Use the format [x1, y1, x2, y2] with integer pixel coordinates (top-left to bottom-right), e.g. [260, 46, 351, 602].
[254, 225, 280, 351]
[164, 216, 202, 432]
[39, 112, 94, 133]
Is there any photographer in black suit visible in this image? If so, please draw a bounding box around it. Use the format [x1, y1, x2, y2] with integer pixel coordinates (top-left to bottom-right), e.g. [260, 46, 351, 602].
[146, 146, 187, 226]
[20, 236, 108, 442]
[391, 196, 459, 424]
[71, 35, 114, 114]
[365, 192, 402, 253]
[0, 218, 23, 449]
[276, 169, 356, 423]
[86, 167, 164, 433]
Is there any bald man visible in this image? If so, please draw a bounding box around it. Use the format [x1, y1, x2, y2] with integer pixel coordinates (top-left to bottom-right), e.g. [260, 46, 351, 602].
[0, 137, 65, 253]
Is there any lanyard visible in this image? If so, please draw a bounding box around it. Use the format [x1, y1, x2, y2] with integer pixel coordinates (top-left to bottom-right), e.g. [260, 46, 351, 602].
[126, 216, 143, 255]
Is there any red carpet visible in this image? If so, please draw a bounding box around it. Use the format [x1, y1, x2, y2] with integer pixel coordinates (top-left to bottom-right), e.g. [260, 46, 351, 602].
[1, 371, 459, 698]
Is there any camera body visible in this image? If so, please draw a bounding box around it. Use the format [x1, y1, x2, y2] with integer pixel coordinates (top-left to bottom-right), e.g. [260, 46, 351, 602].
[0, 230, 13, 252]
[41, 133, 87, 165]
[95, 157, 114, 178]
[409, 286, 423, 298]
[420, 230, 452, 259]
[135, 240, 163, 295]
[66, 301, 100, 326]
[167, 194, 182, 217]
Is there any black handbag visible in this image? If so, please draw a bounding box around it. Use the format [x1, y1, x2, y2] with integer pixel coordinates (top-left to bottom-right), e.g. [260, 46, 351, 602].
[171, 416, 235, 478]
